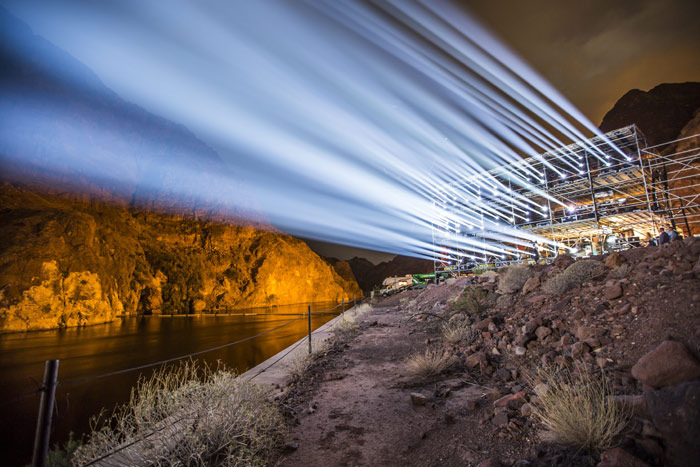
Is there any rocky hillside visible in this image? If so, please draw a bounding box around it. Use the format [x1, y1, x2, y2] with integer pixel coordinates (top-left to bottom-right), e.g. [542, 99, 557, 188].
[599, 82, 700, 146]
[364, 239, 700, 465]
[0, 185, 360, 332]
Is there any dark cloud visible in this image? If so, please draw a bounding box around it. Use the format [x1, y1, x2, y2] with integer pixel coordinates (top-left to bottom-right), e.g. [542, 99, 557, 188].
[459, 0, 700, 124]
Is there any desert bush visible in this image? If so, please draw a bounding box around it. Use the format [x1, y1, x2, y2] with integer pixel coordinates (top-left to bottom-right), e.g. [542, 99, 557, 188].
[542, 260, 606, 295]
[74, 361, 285, 466]
[289, 338, 331, 379]
[497, 264, 533, 294]
[406, 347, 453, 377]
[47, 432, 81, 467]
[352, 303, 372, 317]
[530, 366, 630, 452]
[333, 313, 359, 339]
[451, 286, 493, 314]
[441, 316, 475, 344]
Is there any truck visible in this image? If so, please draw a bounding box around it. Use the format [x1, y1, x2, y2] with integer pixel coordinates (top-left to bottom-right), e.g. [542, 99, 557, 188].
[379, 275, 413, 296]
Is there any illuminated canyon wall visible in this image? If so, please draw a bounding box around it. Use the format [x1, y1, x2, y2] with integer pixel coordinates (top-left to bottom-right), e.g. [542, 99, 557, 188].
[0, 185, 361, 332]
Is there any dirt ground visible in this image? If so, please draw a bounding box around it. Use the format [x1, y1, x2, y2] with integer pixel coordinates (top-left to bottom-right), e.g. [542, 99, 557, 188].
[278, 303, 563, 467]
[276, 240, 700, 467]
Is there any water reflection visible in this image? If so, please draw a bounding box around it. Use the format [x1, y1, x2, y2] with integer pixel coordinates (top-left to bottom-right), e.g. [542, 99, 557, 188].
[0, 302, 339, 466]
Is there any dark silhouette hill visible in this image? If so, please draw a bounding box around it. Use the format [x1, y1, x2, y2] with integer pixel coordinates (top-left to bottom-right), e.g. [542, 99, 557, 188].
[599, 82, 700, 146]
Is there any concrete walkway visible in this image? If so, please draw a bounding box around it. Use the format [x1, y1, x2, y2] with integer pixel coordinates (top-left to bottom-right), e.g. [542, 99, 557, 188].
[241, 307, 361, 398]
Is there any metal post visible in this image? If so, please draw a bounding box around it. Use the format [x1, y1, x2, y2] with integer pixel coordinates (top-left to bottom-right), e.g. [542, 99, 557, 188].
[636, 126, 658, 235]
[342, 298, 345, 314]
[353, 294, 356, 307]
[307, 305, 312, 355]
[32, 359, 59, 467]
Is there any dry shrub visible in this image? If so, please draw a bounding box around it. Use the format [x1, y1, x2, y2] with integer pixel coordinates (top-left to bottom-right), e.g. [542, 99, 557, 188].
[406, 347, 453, 378]
[333, 313, 359, 339]
[441, 316, 475, 344]
[542, 260, 606, 295]
[74, 361, 285, 466]
[451, 286, 493, 314]
[352, 303, 373, 317]
[530, 366, 630, 452]
[497, 264, 533, 294]
[290, 338, 330, 379]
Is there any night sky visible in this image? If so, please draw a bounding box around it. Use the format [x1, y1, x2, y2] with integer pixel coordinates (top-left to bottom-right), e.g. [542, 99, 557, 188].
[312, 0, 700, 262]
[461, 0, 700, 124]
[3, 0, 699, 263]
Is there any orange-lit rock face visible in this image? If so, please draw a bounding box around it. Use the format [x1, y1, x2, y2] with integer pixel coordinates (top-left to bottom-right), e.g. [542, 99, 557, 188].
[0, 185, 361, 332]
[665, 111, 700, 237]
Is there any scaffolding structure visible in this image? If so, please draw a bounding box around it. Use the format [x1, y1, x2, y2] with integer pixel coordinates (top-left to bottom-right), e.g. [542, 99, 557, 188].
[432, 125, 700, 274]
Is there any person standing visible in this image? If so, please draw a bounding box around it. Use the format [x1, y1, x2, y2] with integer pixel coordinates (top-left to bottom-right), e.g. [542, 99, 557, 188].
[668, 225, 680, 242]
[531, 241, 539, 263]
[658, 228, 670, 245]
[645, 232, 656, 247]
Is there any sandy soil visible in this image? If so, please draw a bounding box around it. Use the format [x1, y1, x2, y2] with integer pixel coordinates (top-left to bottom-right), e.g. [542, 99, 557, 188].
[279, 304, 541, 467]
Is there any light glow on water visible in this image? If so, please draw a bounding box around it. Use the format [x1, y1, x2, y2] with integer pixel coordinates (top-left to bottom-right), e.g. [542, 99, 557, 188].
[0, 0, 621, 259]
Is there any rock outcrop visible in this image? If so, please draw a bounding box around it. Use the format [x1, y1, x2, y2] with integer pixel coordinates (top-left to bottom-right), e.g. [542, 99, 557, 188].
[0, 185, 360, 332]
[599, 82, 700, 145]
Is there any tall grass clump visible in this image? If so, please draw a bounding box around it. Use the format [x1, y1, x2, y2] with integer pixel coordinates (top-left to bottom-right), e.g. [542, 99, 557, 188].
[542, 260, 607, 295]
[530, 366, 630, 452]
[406, 347, 453, 378]
[333, 313, 359, 339]
[74, 361, 285, 466]
[289, 338, 330, 379]
[497, 264, 533, 294]
[332, 303, 372, 340]
[441, 316, 475, 344]
[450, 286, 493, 314]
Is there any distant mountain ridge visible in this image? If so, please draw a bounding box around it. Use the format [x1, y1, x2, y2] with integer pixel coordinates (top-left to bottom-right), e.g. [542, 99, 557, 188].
[600, 82, 700, 146]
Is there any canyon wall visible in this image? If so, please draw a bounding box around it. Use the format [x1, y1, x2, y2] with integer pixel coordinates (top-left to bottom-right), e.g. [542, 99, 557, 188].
[0, 185, 360, 332]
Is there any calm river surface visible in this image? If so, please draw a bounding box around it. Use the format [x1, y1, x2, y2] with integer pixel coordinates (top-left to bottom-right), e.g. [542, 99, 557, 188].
[0, 302, 341, 466]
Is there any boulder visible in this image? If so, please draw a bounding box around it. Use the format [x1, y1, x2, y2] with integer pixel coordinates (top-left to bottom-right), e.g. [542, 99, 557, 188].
[632, 340, 700, 388]
[466, 352, 488, 370]
[522, 276, 540, 295]
[604, 283, 624, 300]
[535, 326, 552, 340]
[571, 341, 591, 358]
[554, 254, 575, 269]
[493, 391, 525, 408]
[645, 381, 700, 467]
[604, 251, 627, 269]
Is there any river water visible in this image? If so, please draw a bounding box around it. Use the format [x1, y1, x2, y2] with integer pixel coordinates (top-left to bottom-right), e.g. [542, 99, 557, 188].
[0, 302, 341, 466]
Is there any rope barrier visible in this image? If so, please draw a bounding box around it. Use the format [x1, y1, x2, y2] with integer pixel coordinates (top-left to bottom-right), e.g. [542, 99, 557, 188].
[58, 315, 304, 388]
[81, 413, 189, 466]
[2, 302, 348, 408]
[248, 336, 308, 381]
[0, 387, 43, 408]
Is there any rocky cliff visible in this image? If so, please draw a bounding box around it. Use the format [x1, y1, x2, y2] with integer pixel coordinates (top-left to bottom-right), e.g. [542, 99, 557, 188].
[599, 82, 700, 146]
[0, 185, 360, 332]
